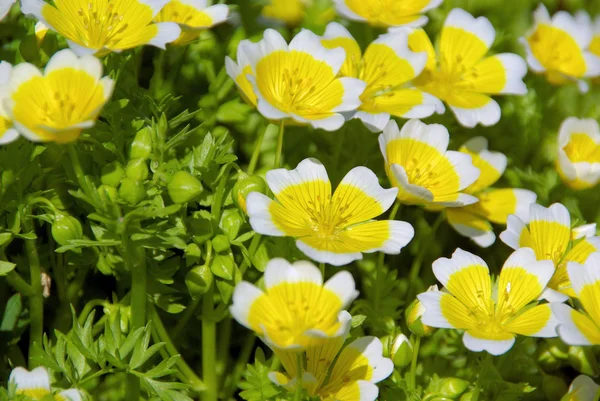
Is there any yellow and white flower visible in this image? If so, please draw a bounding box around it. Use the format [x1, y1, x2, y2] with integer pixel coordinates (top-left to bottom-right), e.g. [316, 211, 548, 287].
[225, 40, 257, 107]
[21, 0, 181, 56]
[418, 248, 560, 355]
[228, 29, 366, 131]
[552, 252, 600, 346]
[563, 376, 600, 401]
[378, 119, 480, 207]
[0, 0, 16, 21]
[230, 258, 358, 350]
[246, 158, 414, 266]
[333, 0, 442, 28]
[2, 49, 114, 143]
[319, 23, 443, 132]
[521, 5, 600, 93]
[589, 15, 600, 64]
[9, 366, 82, 400]
[154, 0, 229, 45]
[268, 314, 393, 401]
[444, 137, 537, 247]
[500, 203, 600, 301]
[407, 9, 528, 128]
[556, 117, 600, 190]
[0, 61, 19, 145]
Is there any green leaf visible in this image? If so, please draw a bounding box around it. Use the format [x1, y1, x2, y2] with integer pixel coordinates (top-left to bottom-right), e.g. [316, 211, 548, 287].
[0, 261, 16, 276]
[238, 349, 280, 401]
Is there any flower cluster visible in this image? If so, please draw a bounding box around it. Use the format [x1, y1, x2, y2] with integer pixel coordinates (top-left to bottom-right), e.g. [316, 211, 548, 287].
[8, 366, 82, 400]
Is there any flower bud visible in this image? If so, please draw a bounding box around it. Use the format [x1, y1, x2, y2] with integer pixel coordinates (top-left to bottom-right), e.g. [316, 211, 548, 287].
[406, 285, 438, 337]
[98, 184, 118, 204]
[210, 254, 235, 280]
[542, 375, 567, 401]
[130, 127, 153, 160]
[390, 334, 412, 369]
[118, 177, 146, 205]
[460, 392, 475, 401]
[212, 235, 231, 254]
[547, 338, 569, 360]
[568, 346, 600, 376]
[220, 208, 243, 240]
[233, 173, 267, 214]
[439, 378, 470, 399]
[101, 161, 125, 188]
[381, 335, 392, 358]
[125, 158, 149, 182]
[168, 171, 204, 204]
[185, 264, 214, 299]
[537, 342, 562, 372]
[51, 213, 83, 246]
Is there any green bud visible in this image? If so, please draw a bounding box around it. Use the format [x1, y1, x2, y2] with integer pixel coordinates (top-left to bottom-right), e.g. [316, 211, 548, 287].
[439, 378, 470, 399]
[382, 316, 396, 334]
[210, 254, 235, 280]
[98, 184, 118, 204]
[51, 214, 83, 246]
[168, 171, 204, 204]
[547, 338, 569, 360]
[216, 100, 252, 124]
[390, 334, 412, 369]
[568, 346, 600, 376]
[233, 173, 267, 214]
[126, 158, 149, 181]
[406, 285, 438, 337]
[185, 264, 213, 299]
[184, 243, 202, 267]
[130, 127, 153, 160]
[381, 335, 393, 358]
[542, 375, 568, 401]
[460, 392, 475, 401]
[118, 177, 146, 205]
[537, 342, 562, 372]
[96, 254, 113, 276]
[212, 235, 230, 253]
[220, 208, 243, 240]
[101, 161, 125, 187]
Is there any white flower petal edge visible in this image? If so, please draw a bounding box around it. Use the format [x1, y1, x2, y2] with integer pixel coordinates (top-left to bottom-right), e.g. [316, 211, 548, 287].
[379, 119, 450, 163]
[332, 0, 365, 22]
[0, 0, 15, 21]
[337, 166, 398, 212]
[296, 239, 362, 266]
[552, 303, 592, 346]
[266, 158, 330, 197]
[567, 375, 600, 401]
[324, 272, 359, 309]
[502, 248, 555, 289]
[462, 332, 515, 355]
[147, 22, 182, 49]
[450, 98, 501, 128]
[462, 136, 508, 175]
[446, 213, 495, 248]
[444, 8, 496, 50]
[57, 389, 84, 401]
[246, 193, 284, 236]
[229, 281, 264, 329]
[265, 259, 323, 289]
[417, 291, 453, 328]
[9, 366, 51, 392]
[372, 32, 427, 76]
[344, 336, 394, 383]
[432, 248, 488, 288]
[390, 164, 434, 203]
[513, 190, 538, 222]
[499, 214, 527, 249]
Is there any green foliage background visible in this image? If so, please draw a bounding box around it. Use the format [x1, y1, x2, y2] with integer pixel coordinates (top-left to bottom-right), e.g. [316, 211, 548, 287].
[1, 0, 600, 400]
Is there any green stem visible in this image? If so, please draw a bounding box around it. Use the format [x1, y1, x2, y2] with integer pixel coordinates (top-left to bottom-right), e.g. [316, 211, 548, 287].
[248, 124, 273, 174]
[171, 297, 202, 341]
[274, 120, 285, 169]
[408, 212, 444, 298]
[293, 353, 304, 401]
[67, 144, 100, 209]
[149, 304, 205, 392]
[240, 232, 262, 275]
[222, 335, 255, 400]
[202, 285, 218, 401]
[408, 336, 421, 391]
[373, 202, 401, 311]
[472, 353, 493, 401]
[319, 262, 325, 278]
[78, 299, 106, 325]
[5, 270, 33, 296]
[23, 216, 43, 368]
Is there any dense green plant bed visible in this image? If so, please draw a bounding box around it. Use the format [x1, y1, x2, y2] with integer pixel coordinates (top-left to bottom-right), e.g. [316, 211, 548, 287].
[1, 0, 600, 400]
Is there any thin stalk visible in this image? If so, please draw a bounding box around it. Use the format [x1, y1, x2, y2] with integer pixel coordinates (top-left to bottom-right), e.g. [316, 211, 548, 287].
[171, 297, 202, 341]
[216, 318, 232, 385]
[374, 202, 401, 311]
[222, 335, 255, 400]
[248, 124, 272, 174]
[408, 212, 444, 298]
[408, 336, 421, 391]
[274, 120, 285, 169]
[23, 216, 43, 368]
[319, 262, 325, 278]
[5, 270, 33, 296]
[149, 304, 205, 391]
[202, 285, 218, 401]
[293, 353, 304, 401]
[472, 353, 493, 401]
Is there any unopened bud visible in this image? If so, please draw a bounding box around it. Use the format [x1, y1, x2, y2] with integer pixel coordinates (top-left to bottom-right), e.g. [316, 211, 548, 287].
[212, 235, 231, 253]
[390, 334, 412, 369]
[406, 285, 438, 337]
[130, 127, 153, 160]
[51, 214, 83, 246]
[101, 161, 125, 188]
[168, 171, 203, 204]
[118, 177, 146, 205]
[125, 158, 149, 182]
[439, 378, 470, 399]
[186, 264, 214, 299]
[233, 173, 266, 214]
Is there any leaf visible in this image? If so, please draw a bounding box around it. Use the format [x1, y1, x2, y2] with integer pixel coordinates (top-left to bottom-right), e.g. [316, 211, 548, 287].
[0, 294, 22, 331]
[238, 349, 281, 401]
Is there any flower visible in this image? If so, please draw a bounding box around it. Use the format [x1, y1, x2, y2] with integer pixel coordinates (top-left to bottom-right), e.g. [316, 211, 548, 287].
[500, 203, 600, 301]
[2, 49, 114, 143]
[21, 0, 181, 56]
[319, 22, 443, 132]
[378, 119, 480, 207]
[230, 258, 358, 350]
[268, 317, 393, 401]
[589, 15, 600, 63]
[407, 9, 528, 128]
[9, 366, 83, 400]
[333, 0, 442, 28]
[418, 248, 560, 356]
[154, 0, 229, 45]
[0, 0, 16, 21]
[552, 252, 600, 346]
[0, 61, 19, 145]
[556, 117, 600, 190]
[444, 137, 537, 247]
[225, 40, 256, 107]
[521, 5, 600, 93]
[225, 29, 366, 131]
[563, 376, 600, 401]
[261, 0, 306, 26]
[246, 158, 414, 266]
